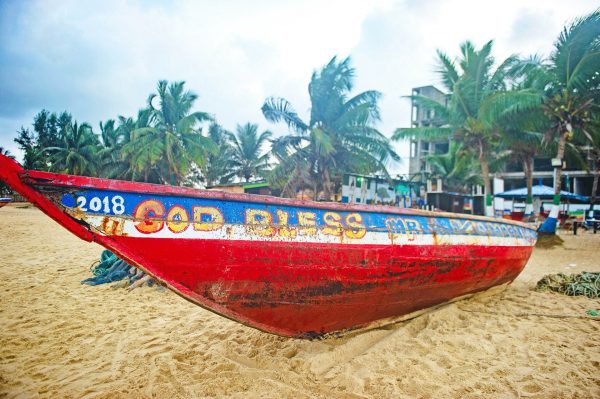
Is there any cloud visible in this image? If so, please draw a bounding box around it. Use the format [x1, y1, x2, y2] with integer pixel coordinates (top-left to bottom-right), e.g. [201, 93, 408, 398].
[0, 0, 598, 172]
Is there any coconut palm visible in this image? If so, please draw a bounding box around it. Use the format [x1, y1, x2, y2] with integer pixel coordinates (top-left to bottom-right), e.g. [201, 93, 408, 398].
[199, 123, 237, 187]
[46, 122, 100, 176]
[123, 80, 217, 185]
[425, 142, 483, 193]
[97, 119, 124, 178]
[262, 56, 399, 199]
[229, 123, 272, 182]
[114, 108, 155, 182]
[394, 40, 541, 216]
[528, 11, 600, 233]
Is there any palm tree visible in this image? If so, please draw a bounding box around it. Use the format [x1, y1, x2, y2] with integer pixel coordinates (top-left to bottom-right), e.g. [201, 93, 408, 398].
[97, 119, 124, 178]
[46, 122, 100, 176]
[262, 56, 399, 199]
[199, 123, 237, 187]
[394, 40, 540, 216]
[425, 142, 483, 193]
[123, 80, 217, 185]
[531, 11, 600, 233]
[229, 123, 272, 182]
[114, 108, 155, 182]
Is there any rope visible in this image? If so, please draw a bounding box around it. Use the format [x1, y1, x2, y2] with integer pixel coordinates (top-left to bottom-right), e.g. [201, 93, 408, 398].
[535, 272, 600, 299]
[457, 307, 600, 321]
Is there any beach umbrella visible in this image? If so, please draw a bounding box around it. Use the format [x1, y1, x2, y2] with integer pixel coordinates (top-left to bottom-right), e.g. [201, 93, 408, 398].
[495, 184, 589, 203]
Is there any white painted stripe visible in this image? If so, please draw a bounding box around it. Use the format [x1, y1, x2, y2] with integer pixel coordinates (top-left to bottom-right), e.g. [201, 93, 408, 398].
[84, 216, 536, 247]
[549, 204, 559, 219]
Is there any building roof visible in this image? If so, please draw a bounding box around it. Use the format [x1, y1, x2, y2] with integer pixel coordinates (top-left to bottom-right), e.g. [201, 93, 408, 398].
[208, 181, 269, 190]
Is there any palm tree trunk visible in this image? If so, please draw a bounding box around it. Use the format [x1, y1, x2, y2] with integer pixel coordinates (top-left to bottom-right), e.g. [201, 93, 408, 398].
[554, 130, 567, 196]
[523, 157, 534, 218]
[479, 146, 493, 217]
[539, 129, 567, 234]
[322, 169, 331, 201]
[589, 157, 599, 214]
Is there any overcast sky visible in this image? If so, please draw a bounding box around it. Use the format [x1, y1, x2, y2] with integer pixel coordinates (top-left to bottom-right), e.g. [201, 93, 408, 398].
[0, 0, 597, 174]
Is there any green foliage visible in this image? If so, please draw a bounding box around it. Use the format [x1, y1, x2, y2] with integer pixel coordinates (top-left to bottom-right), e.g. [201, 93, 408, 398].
[229, 123, 272, 182]
[425, 142, 483, 193]
[0, 147, 15, 195]
[394, 40, 542, 204]
[518, 10, 600, 202]
[13, 110, 73, 171]
[8, 10, 597, 200]
[199, 123, 237, 187]
[122, 80, 217, 185]
[262, 56, 398, 198]
[46, 122, 101, 176]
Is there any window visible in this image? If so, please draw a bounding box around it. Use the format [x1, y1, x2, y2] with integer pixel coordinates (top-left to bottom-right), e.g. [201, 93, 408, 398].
[435, 142, 449, 154]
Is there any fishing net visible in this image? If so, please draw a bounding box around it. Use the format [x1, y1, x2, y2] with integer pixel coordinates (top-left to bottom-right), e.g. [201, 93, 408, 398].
[82, 250, 134, 286]
[535, 272, 600, 299]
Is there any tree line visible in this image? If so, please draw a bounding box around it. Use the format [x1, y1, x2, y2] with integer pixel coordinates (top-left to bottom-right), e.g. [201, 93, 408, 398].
[10, 10, 599, 217]
[13, 57, 398, 199]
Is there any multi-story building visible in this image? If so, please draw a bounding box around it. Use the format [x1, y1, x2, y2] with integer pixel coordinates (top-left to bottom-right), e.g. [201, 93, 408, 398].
[408, 86, 450, 182]
[407, 85, 597, 204]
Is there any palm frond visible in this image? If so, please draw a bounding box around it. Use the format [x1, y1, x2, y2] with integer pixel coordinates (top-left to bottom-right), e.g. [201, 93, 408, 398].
[393, 127, 452, 141]
[261, 97, 308, 133]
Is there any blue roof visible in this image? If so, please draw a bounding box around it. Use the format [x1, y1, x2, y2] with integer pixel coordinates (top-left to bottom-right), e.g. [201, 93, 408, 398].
[495, 184, 589, 202]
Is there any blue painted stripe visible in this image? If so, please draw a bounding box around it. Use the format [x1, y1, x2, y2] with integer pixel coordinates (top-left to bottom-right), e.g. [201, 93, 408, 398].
[61, 189, 536, 240]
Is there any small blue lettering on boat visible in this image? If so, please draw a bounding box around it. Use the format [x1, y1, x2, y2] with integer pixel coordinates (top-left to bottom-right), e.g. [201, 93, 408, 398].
[385, 217, 422, 241]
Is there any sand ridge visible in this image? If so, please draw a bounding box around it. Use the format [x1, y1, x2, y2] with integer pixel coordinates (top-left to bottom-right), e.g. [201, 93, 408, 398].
[0, 205, 599, 398]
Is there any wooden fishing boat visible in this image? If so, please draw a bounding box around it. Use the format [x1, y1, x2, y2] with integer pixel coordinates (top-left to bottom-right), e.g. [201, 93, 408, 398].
[0, 198, 11, 208]
[0, 154, 537, 338]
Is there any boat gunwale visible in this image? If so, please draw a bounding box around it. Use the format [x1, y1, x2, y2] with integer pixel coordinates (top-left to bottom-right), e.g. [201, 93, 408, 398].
[21, 169, 536, 231]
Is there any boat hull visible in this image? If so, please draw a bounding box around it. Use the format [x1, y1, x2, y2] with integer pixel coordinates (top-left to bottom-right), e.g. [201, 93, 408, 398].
[0, 155, 537, 338]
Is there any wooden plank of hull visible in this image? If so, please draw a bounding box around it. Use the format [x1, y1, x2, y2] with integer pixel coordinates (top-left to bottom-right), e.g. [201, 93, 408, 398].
[0, 154, 537, 338]
[101, 237, 531, 337]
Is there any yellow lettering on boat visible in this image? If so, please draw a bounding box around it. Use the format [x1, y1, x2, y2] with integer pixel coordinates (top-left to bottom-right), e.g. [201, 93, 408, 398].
[298, 211, 317, 235]
[322, 212, 343, 236]
[245, 209, 275, 236]
[276, 210, 296, 238]
[167, 205, 189, 233]
[134, 199, 165, 234]
[193, 206, 224, 231]
[345, 213, 366, 239]
[100, 217, 125, 236]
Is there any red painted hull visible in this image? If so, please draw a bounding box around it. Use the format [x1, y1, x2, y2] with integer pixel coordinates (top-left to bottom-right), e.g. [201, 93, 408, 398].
[115, 237, 530, 336]
[0, 154, 536, 338]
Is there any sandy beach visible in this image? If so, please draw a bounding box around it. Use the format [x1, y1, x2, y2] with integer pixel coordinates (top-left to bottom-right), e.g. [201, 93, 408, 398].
[0, 205, 598, 398]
